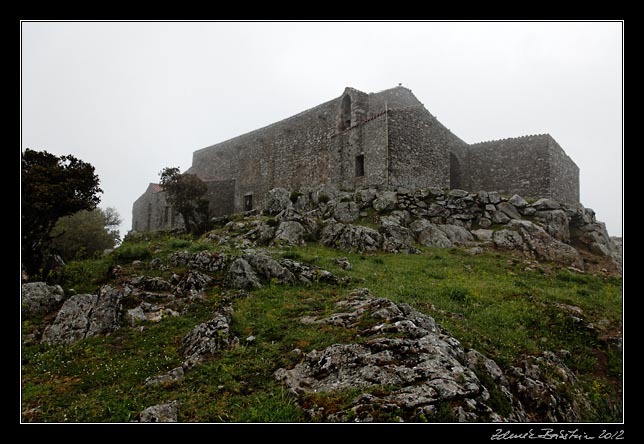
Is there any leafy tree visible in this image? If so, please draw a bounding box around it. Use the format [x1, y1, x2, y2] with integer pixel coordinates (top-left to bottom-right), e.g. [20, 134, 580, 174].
[50, 207, 122, 261]
[21, 148, 102, 276]
[159, 167, 210, 235]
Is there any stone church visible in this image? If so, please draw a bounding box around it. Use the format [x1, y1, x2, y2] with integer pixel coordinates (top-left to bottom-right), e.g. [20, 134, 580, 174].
[132, 85, 579, 232]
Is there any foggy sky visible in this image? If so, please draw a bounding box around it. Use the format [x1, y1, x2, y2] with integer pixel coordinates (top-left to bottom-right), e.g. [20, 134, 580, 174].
[21, 21, 623, 237]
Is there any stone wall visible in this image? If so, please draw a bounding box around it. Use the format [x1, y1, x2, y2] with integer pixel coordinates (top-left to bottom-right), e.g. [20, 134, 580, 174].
[387, 107, 464, 189]
[186, 86, 423, 213]
[132, 184, 181, 232]
[547, 138, 579, 203]
[465, 134, 579, 203]
[205, 180, 236, 217]
[466, 135, 553, 199]
[133, 85, 582, 230]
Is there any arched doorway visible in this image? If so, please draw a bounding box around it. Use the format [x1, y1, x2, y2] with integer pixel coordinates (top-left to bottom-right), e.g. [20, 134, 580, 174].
[450, 153, 462, 189]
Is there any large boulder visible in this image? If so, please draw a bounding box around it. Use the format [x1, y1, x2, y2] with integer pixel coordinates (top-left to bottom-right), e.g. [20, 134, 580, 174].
[272, 221, 306, 247]
[534, 210, 570, 242]
[42, 285, 124, 345]
[409, 220, 452, 248]
[244, 251, 296, 284]
[508, 220, 584, 269]
[264, 188, 293, 215]
[531, 198, 560, 211]
[320, 221, 383, 253]
[435, 224, 475, 245]
[21, 282, 65, 318]
[225, 258, 262, 290]
[380, 219, 416, 253]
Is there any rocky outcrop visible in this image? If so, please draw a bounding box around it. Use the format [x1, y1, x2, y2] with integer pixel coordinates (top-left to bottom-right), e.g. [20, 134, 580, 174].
[244, 251, 296, 284]
[137, 401, 179, 422]
[225, 258, 262, 290]
[264, 188, 293, 215]
[272, 221, 306, 247]
[21, 282, 65, 319]
[276, 289, 507, 422]
[275, 288, 593, 422]
[320, 221, 383, 253]
[42, 285, 125, 345]
[182, 305, 237, 367]
[126, 302, 179, 325]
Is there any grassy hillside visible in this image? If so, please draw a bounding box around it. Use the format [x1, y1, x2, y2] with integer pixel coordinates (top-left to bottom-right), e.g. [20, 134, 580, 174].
[21, 232, 622, 422]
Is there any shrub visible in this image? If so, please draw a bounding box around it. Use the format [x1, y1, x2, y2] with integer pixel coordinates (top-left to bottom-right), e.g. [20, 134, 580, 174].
[318, 194, 330, 204]
[111, 244, 151, 263]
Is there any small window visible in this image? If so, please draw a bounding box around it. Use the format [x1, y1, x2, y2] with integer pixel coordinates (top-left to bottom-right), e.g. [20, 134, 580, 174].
[163, 206, 170, 224]
[244, 194, 253, 212]
[339, 95, 352, 130]
[355, 154, 365, 177]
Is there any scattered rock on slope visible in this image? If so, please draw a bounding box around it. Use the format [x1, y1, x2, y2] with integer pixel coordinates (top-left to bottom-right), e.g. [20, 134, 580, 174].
[41, 285, 125, 345]
[21, 282, 65, 318]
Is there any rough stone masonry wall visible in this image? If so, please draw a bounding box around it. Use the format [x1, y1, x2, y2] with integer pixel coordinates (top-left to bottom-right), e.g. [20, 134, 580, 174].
[386, 107, 460, 189]
[205, 179, 236, 217]
[187, 97, 342, 213]
[466, 135, 552, 200]
[547, 138, 580, 204]
[132, 187, 181, 232]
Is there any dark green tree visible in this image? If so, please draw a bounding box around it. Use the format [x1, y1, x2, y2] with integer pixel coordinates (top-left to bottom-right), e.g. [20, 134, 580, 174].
[21, 148, 102, 276]
[159, 167, 210, 235]
[50, 207, 122, 261]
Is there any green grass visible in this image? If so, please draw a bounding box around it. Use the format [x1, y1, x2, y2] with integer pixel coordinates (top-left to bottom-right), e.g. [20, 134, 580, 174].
[22, 236, 622, 422]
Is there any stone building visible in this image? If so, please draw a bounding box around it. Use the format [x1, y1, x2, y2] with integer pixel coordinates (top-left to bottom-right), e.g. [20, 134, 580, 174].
[132, 85, 579, 231]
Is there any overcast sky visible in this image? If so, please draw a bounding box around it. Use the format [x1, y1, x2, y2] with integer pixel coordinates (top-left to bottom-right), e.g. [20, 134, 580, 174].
[21, 21, 623, 237]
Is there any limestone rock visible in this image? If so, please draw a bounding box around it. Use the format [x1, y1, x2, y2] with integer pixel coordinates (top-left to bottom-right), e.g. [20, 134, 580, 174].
[138, 401, 179, 423]
[534, 210, 570, 242]
[225, 258, 262, 290]
[471, 229, 494, 242]
[508, 194, 529, 208]
[182, 306, 235, 366]
[174, 270, 213, 298]
[435, 224, 475, 245]
[244, 251, 296, 284]
[275, 289, 506, 422]
[355, 188, 377, 208]
[126, 302, 180, 325]
[144, 367, 185, 386]
[273, 221, 306, 247]
[508, 220, 584, 269]
[493, 229, 526, 250]
[21, 282, 64, 318]
[496, 202, 521, 220]
[188, 250, 228, 272]
[492, 210, 511, 224]
[409, 220, 452, 248]
[331, 257, 352, 270]
[264, 188, 293, 215]
[244, 221, 276, 246]
[333, 201, 360, 224]
[531, 198, 560, 211]
[320, 221, 383, 253]
[280, 259, 345, 285]
[373, 191, 398, 212]
[42, 285, 124, 345]
[380, 219, 416, 253]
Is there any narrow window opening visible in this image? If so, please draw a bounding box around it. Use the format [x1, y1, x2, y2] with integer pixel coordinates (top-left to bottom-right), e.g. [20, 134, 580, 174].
[164, 206, 170, 224]
[339, 95, 352, 130]
[355, 154, 365, 177]
[244, 194, 253, 212]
